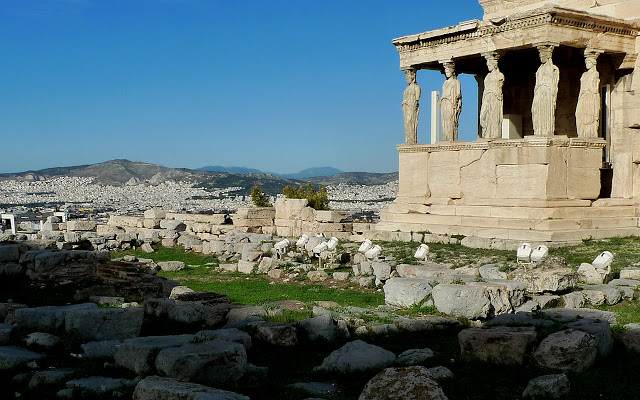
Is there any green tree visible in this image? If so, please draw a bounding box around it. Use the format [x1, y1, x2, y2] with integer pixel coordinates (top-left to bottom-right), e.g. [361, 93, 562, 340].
[282, 182, 329, 210]
[251, 185, 272, 207]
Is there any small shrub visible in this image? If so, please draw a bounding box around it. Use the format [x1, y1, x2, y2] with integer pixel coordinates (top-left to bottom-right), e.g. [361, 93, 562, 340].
[251, 185, 272, 207]
[283, 182, 329, 210]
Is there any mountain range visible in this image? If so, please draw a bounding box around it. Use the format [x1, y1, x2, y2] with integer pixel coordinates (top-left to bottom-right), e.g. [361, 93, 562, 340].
[0, 160, 397, 196]
[197, 166, 344, 179]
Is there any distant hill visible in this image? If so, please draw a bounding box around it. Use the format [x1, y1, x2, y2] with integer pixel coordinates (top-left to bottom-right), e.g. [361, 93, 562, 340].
[197, 165, 344, 180]
[0, 160, 397, 195]
[280, 167, 344, 179]
[197, 166, 264, 174]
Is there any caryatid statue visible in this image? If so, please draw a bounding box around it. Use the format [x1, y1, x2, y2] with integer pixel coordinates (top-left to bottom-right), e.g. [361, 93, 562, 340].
[531, 44, 559, 136]
[440, 60, 462, 141]
[480, 52, 504, 139]
[575, 50, 601, 138]
[402, 68, 421, 144]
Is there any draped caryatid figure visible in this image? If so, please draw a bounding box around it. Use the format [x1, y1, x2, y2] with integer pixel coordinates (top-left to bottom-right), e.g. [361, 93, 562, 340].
[402, 68, 421, 144]
[480, 52, 504, 139]
[532, 45, 559, 136]
[576, 50, 601, 138]
[440, 60, 461, 141]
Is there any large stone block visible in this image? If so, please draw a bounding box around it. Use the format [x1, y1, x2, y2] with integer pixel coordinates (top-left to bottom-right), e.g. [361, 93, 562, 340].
[65, 308, 144, 341]
[114, 335, 194, 375]
[66, 220, 97, 231]
[0, 346, 45, 370]
[427, 151, 461, 198]
[144, 209, 167, 219]
[513, 268, 579, 294]
[383, 278, 436, 307]
[496, 164, 548, 199]
[459, 327, 537, 365]
[155, 340, 247, 386]
[567, 168, 600, 199]
[432, 284, 491, 320]
[133, 376, 250, 400]
[15, 303, 97, 333]
[0, 244, 20, 263]
[534, 329, 597, 373]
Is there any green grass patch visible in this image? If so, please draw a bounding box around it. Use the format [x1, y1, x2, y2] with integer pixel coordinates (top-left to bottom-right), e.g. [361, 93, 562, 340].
[598, 299, 640, 326]
[112, 246, 217, 266]
[168, 276, 385, 307]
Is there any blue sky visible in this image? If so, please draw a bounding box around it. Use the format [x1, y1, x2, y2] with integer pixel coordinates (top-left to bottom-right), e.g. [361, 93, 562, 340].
[1, 0, 484, 174]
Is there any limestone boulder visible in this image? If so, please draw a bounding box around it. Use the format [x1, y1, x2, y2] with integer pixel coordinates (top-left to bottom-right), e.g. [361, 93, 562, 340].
[155, 339, 247, 386]
[193, 328, 252, 350]
[133, 376, 249, 400]
[358, 366, 448, 400]
[513, 268, 578, 293]
[315, 340, 395, 373]
[28, 368, 75, 390]
[372, 262, 392, 281]
[577, 263, 607, 284]
[459, 327, 537, 365]
[257, 257, 276, 273]
[160, 220, 186, 231]
[177, 234, 202, 250]
[81, 340, 124, 359]
[202, 240, 226, 255]
[383, 278, 436, 308]
[237, 260, 255, 274]
[395, 348, 435, 366]
[522, 374, 570, 399]
[308, 270, 329, 282]
[24, 332, 60, 349]
[66, 220, 97, 231]
[0, 346, 45, 370]
[478, 264, 507, 280]
[0, 244, 20, 263]
[618, 328, 640, 353]
[431, 284, 491, 320]
[15, 303, 97, 333]
[254, 322, 299, 347]
[296, 315, 338, 342]
[64, 308, 144, 341]
[66, 376, 136, 396]
[534, 329, 598, 373]
[157, 261, 185, 272]
[567, 319, 612, 357]
[114, 335, 194, 375]
[620, 267, 640, 280]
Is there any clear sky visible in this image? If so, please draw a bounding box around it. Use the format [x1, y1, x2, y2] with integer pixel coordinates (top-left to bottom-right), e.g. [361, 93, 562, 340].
[1, 0, 484, 174]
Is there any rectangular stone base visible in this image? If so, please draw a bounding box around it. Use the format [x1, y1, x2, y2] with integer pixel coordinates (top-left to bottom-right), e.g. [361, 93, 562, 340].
[378, 197, 640, 246]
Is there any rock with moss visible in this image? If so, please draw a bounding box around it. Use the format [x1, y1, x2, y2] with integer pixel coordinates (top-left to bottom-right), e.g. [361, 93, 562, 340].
[315, 340, 395, 373]
[522, 373, 570, 399]
[534, 329, 597, 373]
[358, 366, 448, 400]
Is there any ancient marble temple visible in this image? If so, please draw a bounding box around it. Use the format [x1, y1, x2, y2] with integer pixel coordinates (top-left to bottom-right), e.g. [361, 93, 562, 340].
[378, 0, 640, 245]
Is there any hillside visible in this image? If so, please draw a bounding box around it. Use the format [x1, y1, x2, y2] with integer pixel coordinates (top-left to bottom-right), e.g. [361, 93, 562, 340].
[0, 160, 397, 193]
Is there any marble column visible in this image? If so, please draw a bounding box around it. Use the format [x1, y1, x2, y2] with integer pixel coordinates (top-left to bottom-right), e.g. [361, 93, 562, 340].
[576, 50, 601, 138]
[531, 44, 559, 136]
[480, 52, 504, 139]
[440, 60, 462, 141]
[402, 68, 421, 144]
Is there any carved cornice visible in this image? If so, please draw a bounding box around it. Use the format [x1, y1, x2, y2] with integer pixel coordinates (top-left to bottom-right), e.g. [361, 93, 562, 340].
[397, 137, 605, 153]
[393, 6, 639, 54]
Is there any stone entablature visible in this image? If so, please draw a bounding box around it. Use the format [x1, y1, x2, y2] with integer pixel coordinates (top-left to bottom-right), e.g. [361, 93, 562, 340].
[397, 136, 605, 153]
[393, 6, 638, 70]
